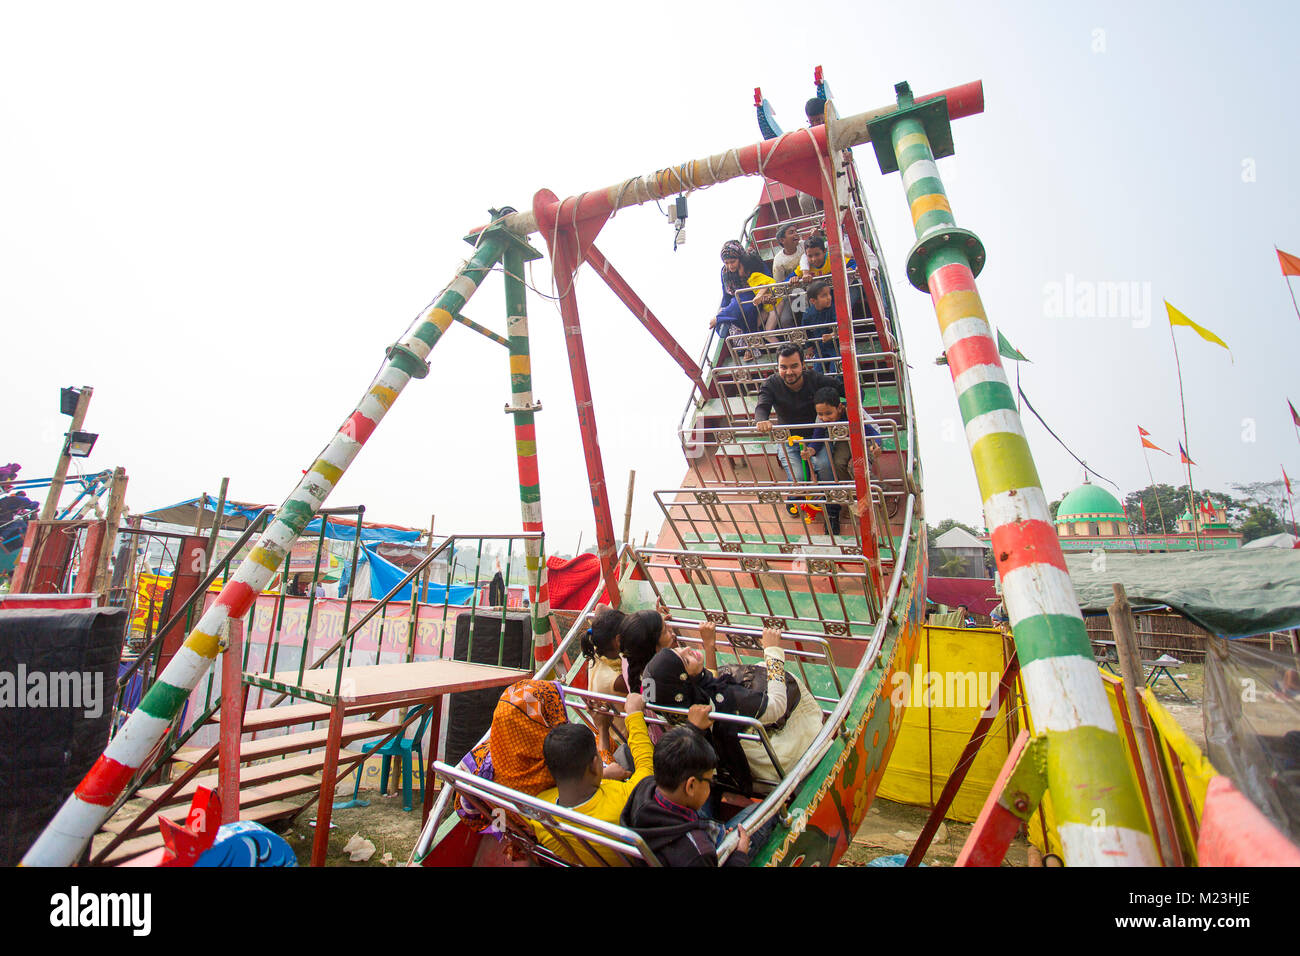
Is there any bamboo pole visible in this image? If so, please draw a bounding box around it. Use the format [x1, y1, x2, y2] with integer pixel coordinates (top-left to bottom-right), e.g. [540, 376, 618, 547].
[204, 477, 229, 571]
[1108, 583, 1180, 866]
[40, 387, 93, 521]
[92, 467, 129, 595]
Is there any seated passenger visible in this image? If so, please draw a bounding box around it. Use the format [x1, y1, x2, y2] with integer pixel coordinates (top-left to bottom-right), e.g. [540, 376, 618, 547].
[581, 606, 629, 768]
[792, 234, 861, 316]
[619, 608, 678, 722]
[767, 225, 805, 332]
[710, 240, 776, 357]
[754, 346, 843, 486]
[807, 386, 883, 536]
[640, 625, 823, 794]
[455, 678, 568, 832]
[620, 721, 753, 867]
[801, 278, 840, 373]
[533, 693, 654, 865]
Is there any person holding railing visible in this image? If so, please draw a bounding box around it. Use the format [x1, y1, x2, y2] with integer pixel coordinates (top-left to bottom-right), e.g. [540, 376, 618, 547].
[804, 386, 883, 535]
[754, 346, 844, 487]
[788, 234, 862, 317]
[640, 624, 823, 795]
[709, 240, 775, 360]
[766, 225, 805, 332]
[533, 692, 655, 865]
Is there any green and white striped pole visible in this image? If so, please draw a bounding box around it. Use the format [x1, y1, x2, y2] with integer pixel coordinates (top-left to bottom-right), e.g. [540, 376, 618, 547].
[867, 83, 1157, 865]
[501, 239, 554, 660]
[22, 220, 515, 866]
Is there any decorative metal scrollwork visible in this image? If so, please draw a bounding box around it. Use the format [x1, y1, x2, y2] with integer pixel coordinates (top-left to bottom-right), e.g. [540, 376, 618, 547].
[826, 488, 854, 504]
[828, 423, 850, 440]
[839, 545, 862, 555]
[823, 622, 849, 636]
[744, 334, 765, 349]
[808, 558, 837, 575]
[739, 556, 770, 572]
[677, 554, 706, 570]
[789, 329, 807, 346]
[720, 542, 742, 553]
[695, 491, 719, 505]
[728, 631, 763, 649]
[777, 543, 797, 554]
[733, 369, 752, 384]
[761, 616, 788, 630]
[770, 426, 789, 442]
[716, 430, 736, 444]
[705, 610, 729, 625]
[756, 490, 783, 503]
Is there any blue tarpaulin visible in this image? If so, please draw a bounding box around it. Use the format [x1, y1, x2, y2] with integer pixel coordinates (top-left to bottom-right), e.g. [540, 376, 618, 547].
[359, 545, 475, 604]
[141, 497, 422, 543]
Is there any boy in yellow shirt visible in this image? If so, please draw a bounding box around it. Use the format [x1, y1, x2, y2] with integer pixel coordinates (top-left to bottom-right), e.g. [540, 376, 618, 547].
[533, 693, 654, 864]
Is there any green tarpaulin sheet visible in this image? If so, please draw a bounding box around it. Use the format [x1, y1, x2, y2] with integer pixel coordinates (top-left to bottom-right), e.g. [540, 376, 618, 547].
[1064, 547, 1300, 638]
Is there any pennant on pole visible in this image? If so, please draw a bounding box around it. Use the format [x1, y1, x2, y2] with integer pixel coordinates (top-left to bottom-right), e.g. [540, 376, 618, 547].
[996, 329, 1029, 363]
[1179, 442, 1196, 466]
[1138, 426, 1170, 455]
[1278, 248, 1300, 278]
[1165, 300, 1233, 361]
[1290, 399, 1300, 428]
[1286, 466, 1294, 498]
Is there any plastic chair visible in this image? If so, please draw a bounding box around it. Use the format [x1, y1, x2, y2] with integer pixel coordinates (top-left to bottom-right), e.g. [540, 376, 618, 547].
[334, 705, 435, 812]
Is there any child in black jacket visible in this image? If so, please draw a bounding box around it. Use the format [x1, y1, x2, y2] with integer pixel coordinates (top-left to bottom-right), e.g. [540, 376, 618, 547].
[620, 715, 752, 867]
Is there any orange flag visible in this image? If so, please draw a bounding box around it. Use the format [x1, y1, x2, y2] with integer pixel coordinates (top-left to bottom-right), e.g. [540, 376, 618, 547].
[1138, 426, 1170, 455]
[1278, 248, 1300, 277]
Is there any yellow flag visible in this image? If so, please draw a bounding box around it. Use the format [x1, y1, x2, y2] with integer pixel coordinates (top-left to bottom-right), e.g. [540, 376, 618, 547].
[1165, 300, 1232, 360]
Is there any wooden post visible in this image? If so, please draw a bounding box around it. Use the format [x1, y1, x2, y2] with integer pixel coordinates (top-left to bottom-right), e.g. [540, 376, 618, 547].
[92, 467, 129, 595]
[204, 477, 229, 571]
[218, 616, 244, 824]
[1108, 582, 1179, 866]
[622, 471, 636, 548]
[40, 386, 93, 521]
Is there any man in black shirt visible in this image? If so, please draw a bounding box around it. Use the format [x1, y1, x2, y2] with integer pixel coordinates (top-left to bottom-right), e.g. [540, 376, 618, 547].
[754, 346, 844, 485]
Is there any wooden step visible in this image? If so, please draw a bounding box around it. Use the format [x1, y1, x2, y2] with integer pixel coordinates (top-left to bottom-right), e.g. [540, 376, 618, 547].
[133, 750, 367, 809]
[172, 718, 399, 767]
[97, 800, 305, 866]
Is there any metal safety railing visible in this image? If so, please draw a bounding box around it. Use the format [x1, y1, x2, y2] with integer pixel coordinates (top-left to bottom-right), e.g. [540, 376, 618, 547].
[633, 543, 879, 635]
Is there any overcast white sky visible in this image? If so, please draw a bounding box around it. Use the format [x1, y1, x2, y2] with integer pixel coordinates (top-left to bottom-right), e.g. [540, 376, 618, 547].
[3, 1, 1298, 553]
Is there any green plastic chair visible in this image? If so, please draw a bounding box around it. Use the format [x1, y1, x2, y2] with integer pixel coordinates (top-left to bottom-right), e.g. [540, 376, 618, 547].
[334, 705, 435, 812]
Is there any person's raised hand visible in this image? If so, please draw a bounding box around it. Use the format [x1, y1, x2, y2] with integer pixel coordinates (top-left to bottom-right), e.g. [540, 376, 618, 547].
[761, 627, 782, 649]
[698, 621, 717, 651]
[687, 704, 714, 730]
[736, 824, 752, 855]
[624, 692, 646, 715]
[602, 762, 631, 781]
[755, 420, 773, 434]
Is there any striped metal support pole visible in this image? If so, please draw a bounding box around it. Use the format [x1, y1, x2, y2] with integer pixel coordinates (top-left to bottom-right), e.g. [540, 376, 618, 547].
[868, 83, 1157, 866]
[22, 221, 514, 866]
[502, 239, 554, 660]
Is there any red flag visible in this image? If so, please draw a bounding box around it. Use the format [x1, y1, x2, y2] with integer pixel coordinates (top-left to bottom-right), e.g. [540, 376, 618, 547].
[1140, 500, 1148, 527]
[1290, 399, 1300, 428]
[1137, 425, 1152, 437]
[1286, 466, 1294, 498]
[1179, 443, 1196, 466]
[1279, 248, 1300, 277]
[1200, 497, 1215, 518]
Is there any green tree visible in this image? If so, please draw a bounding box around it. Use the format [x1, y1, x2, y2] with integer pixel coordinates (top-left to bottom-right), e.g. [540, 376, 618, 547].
[1122, 484, 1243, 534]
[1238, 505, 1285, 544]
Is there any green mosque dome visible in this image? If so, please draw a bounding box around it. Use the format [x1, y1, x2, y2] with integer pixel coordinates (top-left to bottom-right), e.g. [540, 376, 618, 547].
[1055, 481, 1126, 526]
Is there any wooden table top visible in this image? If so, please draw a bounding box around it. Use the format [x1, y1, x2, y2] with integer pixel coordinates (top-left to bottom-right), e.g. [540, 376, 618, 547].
[253, 659, 529, 706]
